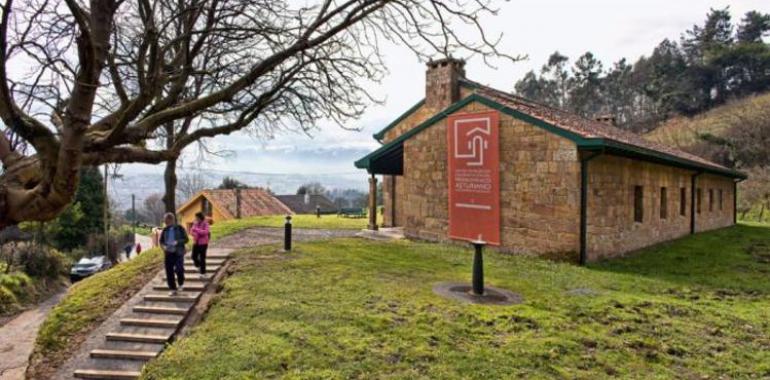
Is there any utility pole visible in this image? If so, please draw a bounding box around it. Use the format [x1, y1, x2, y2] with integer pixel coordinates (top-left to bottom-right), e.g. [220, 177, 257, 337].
[103, 165, 109, 257]
[131, 194, 136, 234]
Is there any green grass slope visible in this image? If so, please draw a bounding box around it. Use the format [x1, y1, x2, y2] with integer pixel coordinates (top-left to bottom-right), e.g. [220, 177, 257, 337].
[27, 248, 164, 379]
[27, 216, 288, 378]
[645, 92, 770, 148]
[142, 224, 770, 379]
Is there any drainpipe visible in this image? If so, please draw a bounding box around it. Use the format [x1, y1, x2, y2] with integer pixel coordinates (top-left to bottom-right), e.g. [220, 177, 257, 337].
[690, 172, 702, 234]
[579, 151, 602, 266]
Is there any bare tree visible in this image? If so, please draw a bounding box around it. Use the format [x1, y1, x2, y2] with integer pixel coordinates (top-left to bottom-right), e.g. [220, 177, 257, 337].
[177, 171, 210, 204]
[0, 0, 520, 228]
[140, 193, 166, 226]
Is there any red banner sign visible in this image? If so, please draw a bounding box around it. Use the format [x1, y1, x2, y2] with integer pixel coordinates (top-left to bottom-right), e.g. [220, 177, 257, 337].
[447, 111, 500, 245]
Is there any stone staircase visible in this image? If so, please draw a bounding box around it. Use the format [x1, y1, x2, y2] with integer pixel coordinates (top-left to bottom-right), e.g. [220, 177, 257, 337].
[72, 251, 231, 380]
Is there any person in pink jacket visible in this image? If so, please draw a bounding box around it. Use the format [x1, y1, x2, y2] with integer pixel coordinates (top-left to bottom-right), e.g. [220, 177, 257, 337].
[190, 212, 211, 276]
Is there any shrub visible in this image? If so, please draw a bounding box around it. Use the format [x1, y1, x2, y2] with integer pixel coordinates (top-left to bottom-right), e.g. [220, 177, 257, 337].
[17, 244, 69, 279]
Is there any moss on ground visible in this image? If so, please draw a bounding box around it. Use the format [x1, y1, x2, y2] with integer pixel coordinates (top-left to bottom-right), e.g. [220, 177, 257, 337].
[143, 224, 770, 379]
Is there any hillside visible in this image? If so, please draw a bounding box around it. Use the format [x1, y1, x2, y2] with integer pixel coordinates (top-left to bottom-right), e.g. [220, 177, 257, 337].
[645, 92, 770, 149]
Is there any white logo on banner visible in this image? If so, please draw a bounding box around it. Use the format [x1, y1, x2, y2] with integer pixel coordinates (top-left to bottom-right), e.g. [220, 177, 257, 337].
[453, 118, 491, 166]
[452, 117, 492, 211]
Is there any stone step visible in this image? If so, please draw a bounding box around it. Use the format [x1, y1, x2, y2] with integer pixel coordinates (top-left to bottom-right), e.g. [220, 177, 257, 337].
[106, 332, 170, 344]
[133, 305, 188, 315]
[144, 293, 198, 303]
[207, 254, 229, 259]
[120, 318, 180, 328]
[184, 266, 220, 273]
[163, 276, 210, 282]
[153, 283, 205, 291]
[184, 260, 225, 265]
[90, 349, 159, 361]
[74, 369, 141, 380]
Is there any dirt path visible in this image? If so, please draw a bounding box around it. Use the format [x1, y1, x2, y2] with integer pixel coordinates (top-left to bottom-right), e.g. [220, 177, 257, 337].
[0, 291, 66, 380]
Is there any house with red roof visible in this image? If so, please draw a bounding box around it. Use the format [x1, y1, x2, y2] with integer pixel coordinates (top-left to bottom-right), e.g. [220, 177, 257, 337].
[355, 58, 746, 262]
[176, 188, 291, 229]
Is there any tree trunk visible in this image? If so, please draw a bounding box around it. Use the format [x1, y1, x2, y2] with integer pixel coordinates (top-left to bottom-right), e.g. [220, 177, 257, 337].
[163, 158, 177, 214]
[162, 122, 177, 214]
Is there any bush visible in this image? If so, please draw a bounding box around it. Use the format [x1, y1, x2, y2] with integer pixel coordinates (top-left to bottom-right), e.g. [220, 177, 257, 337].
[0, 271, 38, 315]
[17, 244, 69, 279]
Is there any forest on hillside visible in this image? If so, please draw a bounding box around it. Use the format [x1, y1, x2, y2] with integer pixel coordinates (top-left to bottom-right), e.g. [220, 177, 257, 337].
[514, 7, 770, 133]
[514, 7, 770, 221]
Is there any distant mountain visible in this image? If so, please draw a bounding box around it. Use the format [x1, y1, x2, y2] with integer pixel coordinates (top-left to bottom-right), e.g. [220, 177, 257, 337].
[109, 146, 376, 210]
[109, 169, 369, 211]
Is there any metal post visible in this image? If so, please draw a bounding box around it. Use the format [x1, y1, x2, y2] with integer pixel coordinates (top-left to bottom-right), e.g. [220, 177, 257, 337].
[471, 241, 485, 295]
[103, 165, 109, 256]
[284, 215, 292, 251]
[316, 205, 321, 219]
[131, 194, 136, 234]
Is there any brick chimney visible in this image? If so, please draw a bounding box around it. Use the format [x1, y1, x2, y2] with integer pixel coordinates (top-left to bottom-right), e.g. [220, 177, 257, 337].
[425, 57, 466, 110]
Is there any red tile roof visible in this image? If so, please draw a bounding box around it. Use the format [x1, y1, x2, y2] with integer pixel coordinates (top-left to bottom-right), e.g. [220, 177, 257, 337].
[460, 79, 736, 174]
[200, 188, 291, 218]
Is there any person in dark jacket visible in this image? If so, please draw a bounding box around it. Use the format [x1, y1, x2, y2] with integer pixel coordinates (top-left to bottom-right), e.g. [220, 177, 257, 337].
[160, 213, 189, 295]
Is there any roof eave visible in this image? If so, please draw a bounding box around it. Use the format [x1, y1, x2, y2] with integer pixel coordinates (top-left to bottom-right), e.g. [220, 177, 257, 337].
[372, 99, 426, 141]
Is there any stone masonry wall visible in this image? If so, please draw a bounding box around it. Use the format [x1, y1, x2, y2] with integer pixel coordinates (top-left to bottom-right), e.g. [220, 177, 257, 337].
[400, 101, 582, 259]
[694, 174, 735, 232]
[586, 155, 735, 260]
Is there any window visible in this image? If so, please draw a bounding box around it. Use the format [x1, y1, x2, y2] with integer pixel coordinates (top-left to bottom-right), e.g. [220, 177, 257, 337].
[634, 186, 644, 223]
[697, 188, 702, 214]
[202, 198, 212, 216]
[719, 189, 722, 211]
[709, 189, 714, 212]
[660, 187, 668, 219]
[680, 187, 687, 216]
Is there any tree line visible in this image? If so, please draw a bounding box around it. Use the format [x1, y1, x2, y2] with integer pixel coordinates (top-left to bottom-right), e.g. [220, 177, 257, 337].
[514, 8, 770, 132]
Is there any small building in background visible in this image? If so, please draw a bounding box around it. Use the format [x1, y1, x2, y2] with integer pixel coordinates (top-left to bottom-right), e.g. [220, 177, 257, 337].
[177, 188, 292, 228]
[275, 193, 337, 215]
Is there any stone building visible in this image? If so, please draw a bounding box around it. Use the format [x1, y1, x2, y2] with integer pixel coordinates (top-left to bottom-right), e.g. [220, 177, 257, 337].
[355, 59, 746, 262]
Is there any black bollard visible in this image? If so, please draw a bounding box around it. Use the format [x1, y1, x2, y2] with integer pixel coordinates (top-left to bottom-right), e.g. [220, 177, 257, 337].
[471, 241, 485, 295]
[316, 205, 321, 219]
[284, 215, 292, 251]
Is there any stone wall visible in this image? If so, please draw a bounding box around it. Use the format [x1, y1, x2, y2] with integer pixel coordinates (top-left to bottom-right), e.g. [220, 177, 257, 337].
[694, 174, 735, 232]
[586, 155, 735, 260]
[399, 101, 582, 259]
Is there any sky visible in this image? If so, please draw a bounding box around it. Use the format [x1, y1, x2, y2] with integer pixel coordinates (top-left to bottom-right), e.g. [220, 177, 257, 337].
[38, 0, 770, 177]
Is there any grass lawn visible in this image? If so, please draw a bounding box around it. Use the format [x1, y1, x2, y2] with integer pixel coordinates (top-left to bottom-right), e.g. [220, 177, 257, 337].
[143, 224, 770, 379]
[211, 213, 377, 236]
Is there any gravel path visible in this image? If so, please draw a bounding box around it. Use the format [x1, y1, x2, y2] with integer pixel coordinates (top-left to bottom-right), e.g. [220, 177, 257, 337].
[214, 227, 359, 248]
[0, 291, 66, 380]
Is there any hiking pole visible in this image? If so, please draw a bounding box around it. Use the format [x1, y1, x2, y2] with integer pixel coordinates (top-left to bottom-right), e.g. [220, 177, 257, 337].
[284, 215, 292, 252]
